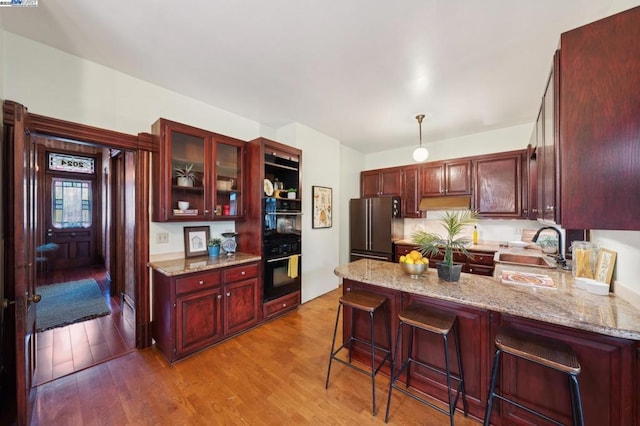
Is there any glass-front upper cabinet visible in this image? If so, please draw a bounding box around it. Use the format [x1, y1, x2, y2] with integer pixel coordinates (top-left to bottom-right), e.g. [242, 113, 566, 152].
[152, 118, 245, 222]
[213, 134, 244, 219]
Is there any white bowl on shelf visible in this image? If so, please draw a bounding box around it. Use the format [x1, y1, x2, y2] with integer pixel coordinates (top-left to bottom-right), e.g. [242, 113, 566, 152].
[178, 201, 189, 210]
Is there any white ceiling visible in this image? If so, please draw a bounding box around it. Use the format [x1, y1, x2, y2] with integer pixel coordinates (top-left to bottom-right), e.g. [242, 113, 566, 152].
[0, 1, 627, 153]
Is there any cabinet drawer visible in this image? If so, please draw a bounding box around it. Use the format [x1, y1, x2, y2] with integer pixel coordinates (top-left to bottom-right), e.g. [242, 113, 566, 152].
[468, 252, 495, 266]
[466, 264, 494, 276]
[175, 270, 222, 295]
[223, 262, 258, 283]
[263, 291, 300, 319]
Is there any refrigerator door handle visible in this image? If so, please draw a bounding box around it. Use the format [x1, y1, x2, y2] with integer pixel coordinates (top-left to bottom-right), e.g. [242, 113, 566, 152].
[367, 199, 372, 250]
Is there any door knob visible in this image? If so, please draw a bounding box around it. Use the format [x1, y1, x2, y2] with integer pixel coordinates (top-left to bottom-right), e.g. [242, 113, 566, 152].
[28, 294, 42, 303]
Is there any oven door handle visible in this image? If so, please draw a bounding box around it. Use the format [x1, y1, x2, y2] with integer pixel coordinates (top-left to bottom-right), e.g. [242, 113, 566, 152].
[266, 254, 302, 263]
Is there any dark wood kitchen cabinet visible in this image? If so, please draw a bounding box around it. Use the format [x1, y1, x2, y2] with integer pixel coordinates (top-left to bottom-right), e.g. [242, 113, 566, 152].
[235, 138, 302, 318]
[151, 118, 245, 222]
[361, 167, 402, 197]
[222, 263, 260, 335]
[541, 53, 559, 223]
[498, 315, 636, 426]
[401, 165, 422, 218]
[558, 6, 640, 230]
[473, 150, 523, 218]
[152, 261, 259, 363]
[420, 160, 471, 197]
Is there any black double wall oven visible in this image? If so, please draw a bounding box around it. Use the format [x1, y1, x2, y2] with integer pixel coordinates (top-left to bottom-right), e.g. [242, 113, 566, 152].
[263, 196, 301, 302]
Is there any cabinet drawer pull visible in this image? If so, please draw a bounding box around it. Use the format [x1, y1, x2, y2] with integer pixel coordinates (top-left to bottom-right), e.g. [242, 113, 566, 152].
[198, 280, 204, 285]
[241, 271, 246, 276]
[283, 303, 287, 308]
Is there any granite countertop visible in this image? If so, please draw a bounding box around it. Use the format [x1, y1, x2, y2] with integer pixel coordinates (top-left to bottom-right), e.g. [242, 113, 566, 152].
[149, 252, 261, 276]
[334, 258, 640, 340]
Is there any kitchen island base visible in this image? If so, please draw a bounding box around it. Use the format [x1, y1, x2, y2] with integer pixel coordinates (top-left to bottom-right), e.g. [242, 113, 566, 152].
[341, 278, 637, 425]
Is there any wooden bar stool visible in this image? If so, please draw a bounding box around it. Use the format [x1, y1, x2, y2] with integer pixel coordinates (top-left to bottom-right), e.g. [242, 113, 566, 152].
[484, 326, 584, 426]
[385, 303, 467, 425]
[325, 290, 391, 416]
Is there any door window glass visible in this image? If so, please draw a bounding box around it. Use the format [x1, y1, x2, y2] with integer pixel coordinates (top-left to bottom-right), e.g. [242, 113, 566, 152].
[52, 178, 92, 229]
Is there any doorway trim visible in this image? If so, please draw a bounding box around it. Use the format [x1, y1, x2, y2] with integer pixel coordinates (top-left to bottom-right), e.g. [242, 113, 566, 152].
[4, 100, 155, 348]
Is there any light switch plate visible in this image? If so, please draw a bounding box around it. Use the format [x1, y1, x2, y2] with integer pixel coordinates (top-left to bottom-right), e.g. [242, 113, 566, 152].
[156, 232, 169, 244]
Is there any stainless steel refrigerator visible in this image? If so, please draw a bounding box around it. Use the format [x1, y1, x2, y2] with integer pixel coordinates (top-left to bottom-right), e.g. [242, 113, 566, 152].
[349, 197, 404, 262]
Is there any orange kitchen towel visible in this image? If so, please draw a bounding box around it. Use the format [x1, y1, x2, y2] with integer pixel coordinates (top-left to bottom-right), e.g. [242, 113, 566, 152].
[287, 255, 299, 279]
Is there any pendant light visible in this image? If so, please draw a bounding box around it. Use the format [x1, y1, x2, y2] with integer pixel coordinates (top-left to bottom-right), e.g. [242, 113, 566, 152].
[412, 114, 429, 162]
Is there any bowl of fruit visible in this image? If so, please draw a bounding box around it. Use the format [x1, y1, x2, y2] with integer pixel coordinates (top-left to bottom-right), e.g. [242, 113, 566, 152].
[399, 250, 429, 279]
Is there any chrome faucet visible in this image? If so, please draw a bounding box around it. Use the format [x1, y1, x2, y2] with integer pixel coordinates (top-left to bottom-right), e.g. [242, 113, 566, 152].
[532, 226, 566, 268]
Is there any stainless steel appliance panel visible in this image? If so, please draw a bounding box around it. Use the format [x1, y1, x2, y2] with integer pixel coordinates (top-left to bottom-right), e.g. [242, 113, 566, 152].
[349, 197, 403, 262]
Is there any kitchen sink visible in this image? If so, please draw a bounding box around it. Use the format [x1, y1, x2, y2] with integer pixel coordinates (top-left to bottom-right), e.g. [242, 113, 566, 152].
[494, 253, 556, 268]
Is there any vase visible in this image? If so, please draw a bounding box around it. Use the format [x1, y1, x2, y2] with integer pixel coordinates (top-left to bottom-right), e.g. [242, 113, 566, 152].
[207, 246, 220, 257]
[177, 177, 193, 187]
[436, 263, 463, 282]
[287, 192, 296, 199]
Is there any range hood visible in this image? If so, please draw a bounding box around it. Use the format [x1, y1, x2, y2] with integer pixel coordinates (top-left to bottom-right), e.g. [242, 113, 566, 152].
[419, 196, 471, 211]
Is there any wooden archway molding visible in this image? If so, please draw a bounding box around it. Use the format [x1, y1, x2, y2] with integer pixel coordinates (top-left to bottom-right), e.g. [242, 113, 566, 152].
[3, 100, 157, 348]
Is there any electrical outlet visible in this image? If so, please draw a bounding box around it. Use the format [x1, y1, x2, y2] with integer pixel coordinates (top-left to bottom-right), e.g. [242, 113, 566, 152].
[156, 232, 169, 244]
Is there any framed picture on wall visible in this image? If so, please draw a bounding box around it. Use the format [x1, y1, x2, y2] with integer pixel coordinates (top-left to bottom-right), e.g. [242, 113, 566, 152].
[312, 186, 332, 229]
[183, 226, 209, 258]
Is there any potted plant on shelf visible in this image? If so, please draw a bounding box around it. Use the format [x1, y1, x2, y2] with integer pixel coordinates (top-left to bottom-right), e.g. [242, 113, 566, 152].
[412, 210, 478, 282]
[207, 238, 222, 257]
[174, 164, 197, 187]
[287, 188, 297, 199]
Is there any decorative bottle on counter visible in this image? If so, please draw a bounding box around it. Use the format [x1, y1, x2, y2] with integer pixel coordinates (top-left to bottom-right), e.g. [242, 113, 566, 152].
[473, 226, 479, 245]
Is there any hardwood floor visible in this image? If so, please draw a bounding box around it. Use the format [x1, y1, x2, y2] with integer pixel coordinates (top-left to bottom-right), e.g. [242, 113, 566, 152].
[34, 266, 136, 386]
[32, 288, 481, 425]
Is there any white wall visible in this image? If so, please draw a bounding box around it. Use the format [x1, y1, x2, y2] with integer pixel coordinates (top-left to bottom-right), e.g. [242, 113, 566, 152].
[1, 31, 344, 305]
[276, 123, 342, 303]
[365, 123, 533, 170]
[339, 145, 365, 266]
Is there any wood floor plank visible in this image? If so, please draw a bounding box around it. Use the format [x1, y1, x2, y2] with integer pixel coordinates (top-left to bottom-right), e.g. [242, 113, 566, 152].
[32, 288, 480, 425]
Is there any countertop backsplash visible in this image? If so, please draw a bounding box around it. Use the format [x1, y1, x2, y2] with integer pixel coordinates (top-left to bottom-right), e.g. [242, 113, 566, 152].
[403, 216, 551, 244]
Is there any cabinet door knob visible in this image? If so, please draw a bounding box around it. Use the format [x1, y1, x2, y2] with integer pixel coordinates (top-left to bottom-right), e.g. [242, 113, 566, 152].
[241, 271, 246, 276]
[217, 294, 222, 299]
[226, 292, 231, 297]
[198, 280, 204, 285]
[283, 303, 287, 308]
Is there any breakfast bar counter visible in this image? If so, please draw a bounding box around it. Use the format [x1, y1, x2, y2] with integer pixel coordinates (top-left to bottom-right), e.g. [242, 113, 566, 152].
[334, 259, 640, 340]
[333, 259, 640, 425]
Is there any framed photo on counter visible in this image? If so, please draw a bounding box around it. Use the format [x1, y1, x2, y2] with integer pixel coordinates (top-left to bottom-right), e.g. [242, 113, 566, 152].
[184, 226, 209, 258]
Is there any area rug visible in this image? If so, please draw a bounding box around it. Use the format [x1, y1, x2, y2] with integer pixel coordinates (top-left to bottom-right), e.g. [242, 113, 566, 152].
[36, 278, 111, 332]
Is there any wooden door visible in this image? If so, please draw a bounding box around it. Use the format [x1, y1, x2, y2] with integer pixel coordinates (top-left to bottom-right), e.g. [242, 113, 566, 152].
[5, 102, 40, 426]
[176, 287, 224, 357]
[44, 168, 98, 270]
[379, 168, 402, 196]
[224, 279, 259, 335]
[420, 163, 444, 196]
[445, 160, 472, 195]
[474, 152, 522, 218]
[361, 170, 380, 197]
[402, 166, 421, 218]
